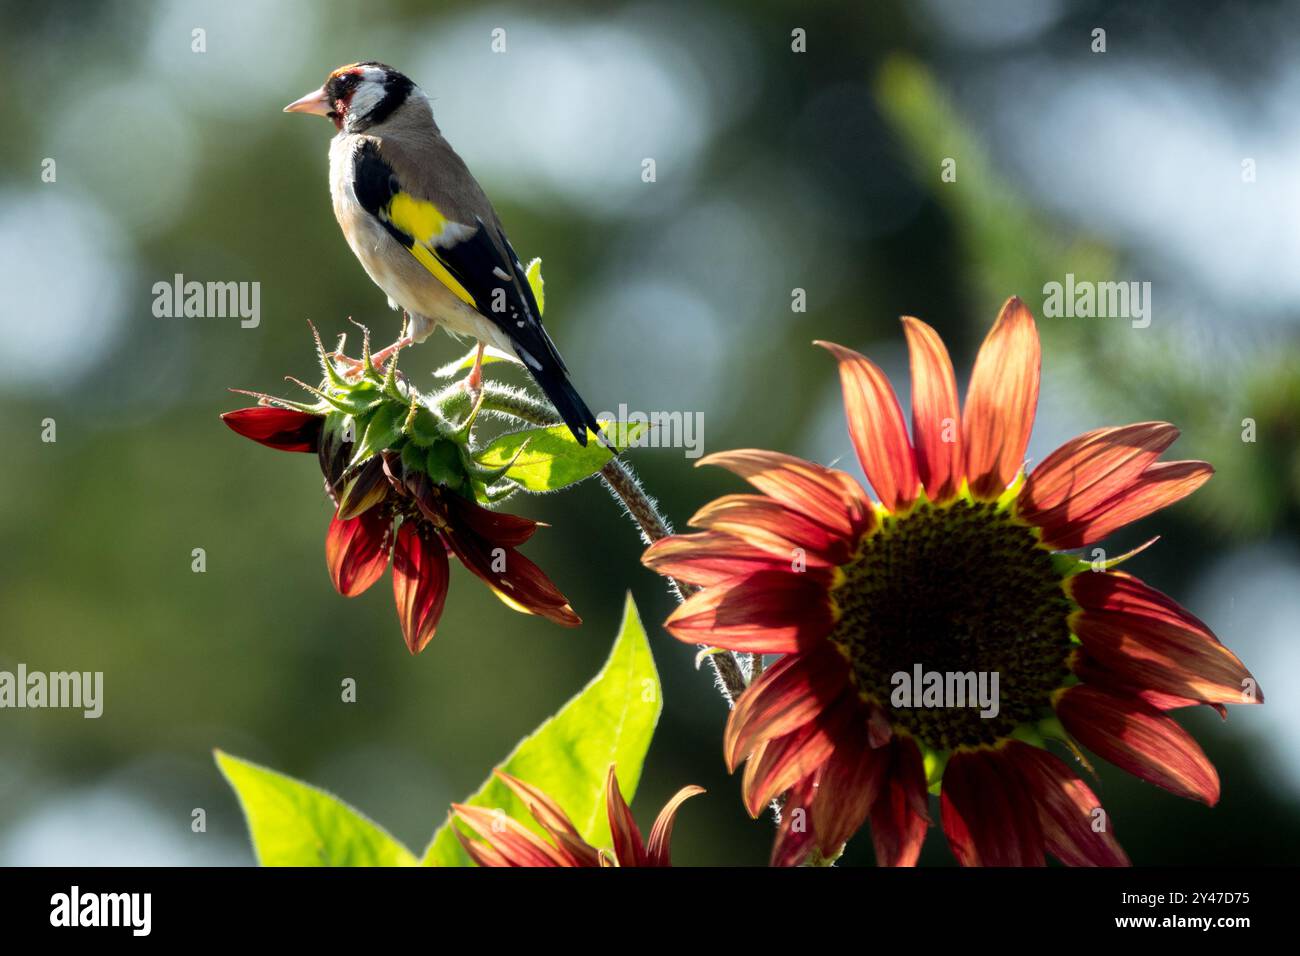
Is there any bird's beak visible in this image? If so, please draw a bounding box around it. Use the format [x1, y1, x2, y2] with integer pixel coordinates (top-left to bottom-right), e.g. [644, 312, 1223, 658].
[283, 85, 331, 116]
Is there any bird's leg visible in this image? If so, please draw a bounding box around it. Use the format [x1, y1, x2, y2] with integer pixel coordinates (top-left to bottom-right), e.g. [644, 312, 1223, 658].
[464, 342, 487, 393]
[367, 312, 414, 372]
[368, 335, 413, 371]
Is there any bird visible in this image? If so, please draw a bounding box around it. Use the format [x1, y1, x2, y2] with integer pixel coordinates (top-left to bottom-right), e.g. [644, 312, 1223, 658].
[284, 62, 603, 446]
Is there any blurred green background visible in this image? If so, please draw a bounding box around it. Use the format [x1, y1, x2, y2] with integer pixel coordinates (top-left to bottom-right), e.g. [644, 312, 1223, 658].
[1, 0, 1297, 866]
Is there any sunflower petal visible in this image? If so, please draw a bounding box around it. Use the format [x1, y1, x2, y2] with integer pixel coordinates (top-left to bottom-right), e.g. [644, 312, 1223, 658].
[940, 748, 1045, 866]
[1006, 742, 1129, 867]
[604, 765, 646, 866]
[810, 725, 887, 852]
[392, 519, 450, 654]
[869, 737, 930, 867]
[1056, 685, 1220, 805]
[741, 705, 845, 816]
[642, 531, 789, 587]
[644, 785, 705, 867]
[689, 494, 851, 564]
[324, 504, 393, 597]
[816, 340, 920, 510]
[902, 316, 963, 502]
[663, 570, 836, 653]
[1020, 422, 1180, 528]
[698, 449, 873, 538]
[724, 648, 848, 771]
[1038, 460, 1213, 550]
[494, 771, 600, 867]
[963, 296, 1041, 499]
[450, 804, 570, 867]
[221, 406, 322, 453]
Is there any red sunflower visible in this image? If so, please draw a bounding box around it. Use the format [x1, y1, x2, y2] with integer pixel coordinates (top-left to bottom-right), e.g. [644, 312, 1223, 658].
[451, 766, 704, 867]
[223, 406, 579, 653]
[642, 297, 1261, 867]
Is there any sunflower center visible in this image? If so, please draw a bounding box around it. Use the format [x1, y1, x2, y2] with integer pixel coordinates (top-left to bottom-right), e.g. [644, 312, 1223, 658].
[829, 498, 1073, 751]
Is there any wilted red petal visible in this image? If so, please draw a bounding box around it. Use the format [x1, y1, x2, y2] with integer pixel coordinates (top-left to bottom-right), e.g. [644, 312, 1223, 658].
[442, 492, 539, 548]
[1006, 742, 1129, 867]
[902, 316, 963, 502]
[962, 296, 1041, 499]
[221, 407, 322, 452]
[1038, 460, 1213, 549]
[940, 748, 1045, 867]
[325, 505, 392, 597]
[494, 771, 600, 867]
[724, 647, 849, 771]
[644, 785, 705, 867]
[816, 340, 920, 511]
[1020, 422, 1179, 527]
[1056, 685, 1220, 805]
[869, 736, 930, 867]
[689, 494, 851, 565]
[446, 529, 580, 627]
[604, 765, 646, 867]
[392, 519, 451, 654]
[642, 531, 789, 587]
[663, 569, 836, 653]
[698, 449, 874, 539]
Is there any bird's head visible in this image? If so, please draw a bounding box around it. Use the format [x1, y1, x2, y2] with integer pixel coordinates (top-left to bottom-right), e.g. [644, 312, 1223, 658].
[284, 62, 416, 133]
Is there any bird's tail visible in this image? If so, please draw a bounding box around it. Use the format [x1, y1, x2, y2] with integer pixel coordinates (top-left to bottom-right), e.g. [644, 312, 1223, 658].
[516, 329, 610, 450]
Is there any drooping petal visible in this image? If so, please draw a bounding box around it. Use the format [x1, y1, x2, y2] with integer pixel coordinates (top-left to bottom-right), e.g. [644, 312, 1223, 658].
[810, 724, 888, 852]
[392, 519, 451, 654]
[741, 702, 847, 816]
[450, 804, 571, 867]
[1071, 608, 1258, 706]
[724, 647, 850, 771]
[445, 529, 580, 627]
[1005, 742, 1129, 867]
[441, 492, 539, 548]
[642, 531, 789, 587]
[663, 569, 837, 653]
[644, 785, 705, 867]
[221, 407, 322, 453]
[494, 771, 600, 867]
[324, 504, 393, 597]
[1038, 460, 1213, 550]
[962, 296, 1041, 499]
[689, 494, 852, 565]
[604, 765, 646, 867]
[1056, 685, 1220, 805]
[902, 316, 963, 502]
[1019, 422, 1180, 528]
[770, 777, 820, 867]
[697, 449, 874, 539]
[940, 747, 1045, 867]
[869, 736, 930, 867]
[816, 340, 920, 511]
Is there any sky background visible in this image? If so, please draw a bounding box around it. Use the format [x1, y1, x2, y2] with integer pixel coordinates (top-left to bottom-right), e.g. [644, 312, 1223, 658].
[1, 0, 1297, 865]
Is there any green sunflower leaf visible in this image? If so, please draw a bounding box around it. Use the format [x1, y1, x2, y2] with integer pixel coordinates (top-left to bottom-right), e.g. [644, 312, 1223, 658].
[421, 592, 662, 866]
[215, 750, 417, 867]
[473, 421, 644, 492]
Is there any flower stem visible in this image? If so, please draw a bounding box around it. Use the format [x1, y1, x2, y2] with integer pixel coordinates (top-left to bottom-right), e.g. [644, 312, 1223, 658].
[479, 384, 749, 704]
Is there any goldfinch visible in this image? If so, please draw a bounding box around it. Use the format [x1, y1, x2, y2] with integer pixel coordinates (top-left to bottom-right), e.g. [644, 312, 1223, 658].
[285, 62, 603, 445]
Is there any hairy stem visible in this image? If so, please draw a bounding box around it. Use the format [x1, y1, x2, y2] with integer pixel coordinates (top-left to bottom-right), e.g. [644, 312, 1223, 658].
[479, 384, 749, 704]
